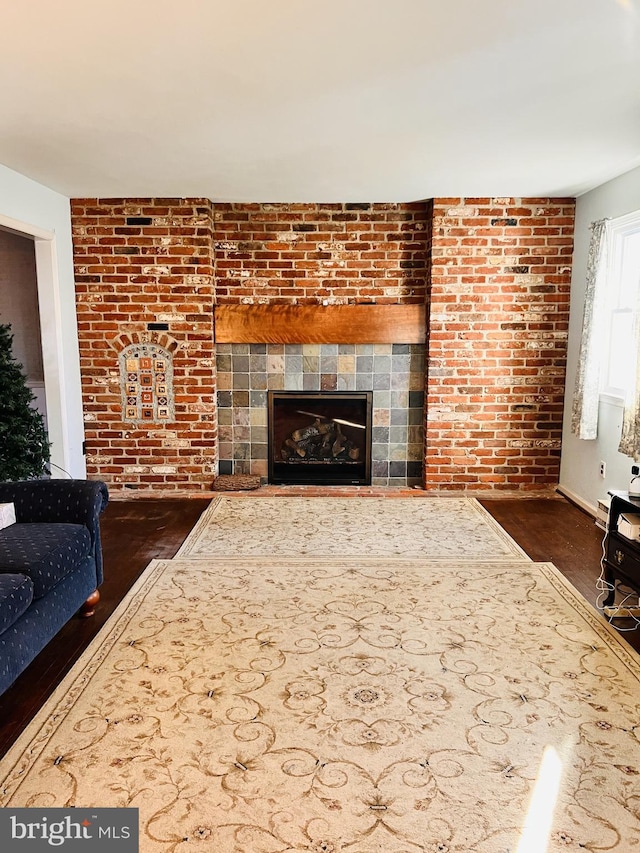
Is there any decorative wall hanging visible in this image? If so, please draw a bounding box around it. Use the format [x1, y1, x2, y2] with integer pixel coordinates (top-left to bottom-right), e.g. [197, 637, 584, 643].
[118, 342, 175, 423]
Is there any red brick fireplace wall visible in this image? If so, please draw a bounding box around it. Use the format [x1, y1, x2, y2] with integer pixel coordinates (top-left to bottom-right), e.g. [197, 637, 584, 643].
[428, 198, 574, 490]
[213, 202, 428, 304]
[72, 198, 217, 491]
[70, 198, 574, 494]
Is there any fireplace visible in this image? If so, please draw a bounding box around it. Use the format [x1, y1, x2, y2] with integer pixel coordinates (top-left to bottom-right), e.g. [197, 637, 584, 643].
[268, 391, 372, 485]
[216, 342, 425, 487]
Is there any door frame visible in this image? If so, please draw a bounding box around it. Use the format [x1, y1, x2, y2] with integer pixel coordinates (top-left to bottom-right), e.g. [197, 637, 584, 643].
[0, 212, 85, 479]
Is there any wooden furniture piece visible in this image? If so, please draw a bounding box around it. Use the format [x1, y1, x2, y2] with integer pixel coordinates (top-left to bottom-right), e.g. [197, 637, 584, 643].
[603, 491, 640, 606]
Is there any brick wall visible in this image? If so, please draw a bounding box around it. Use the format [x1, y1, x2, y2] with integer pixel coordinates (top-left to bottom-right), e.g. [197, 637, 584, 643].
[70, 197, 574, 494]
[213, 202, 429, 304]
[72, 198, 216, 492]
[425, 197, 575, 491]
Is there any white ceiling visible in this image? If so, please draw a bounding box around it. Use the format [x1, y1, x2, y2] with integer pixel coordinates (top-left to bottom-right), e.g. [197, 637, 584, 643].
[1, 0, 640, 202]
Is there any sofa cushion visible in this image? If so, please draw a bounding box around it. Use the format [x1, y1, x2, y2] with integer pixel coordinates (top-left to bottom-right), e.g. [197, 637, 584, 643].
[0, 523, 91, 599]
[0, 573, 34, 635]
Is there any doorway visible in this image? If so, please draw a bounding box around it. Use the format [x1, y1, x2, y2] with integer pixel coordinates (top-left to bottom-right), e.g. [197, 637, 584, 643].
[0, 228, 47, 431]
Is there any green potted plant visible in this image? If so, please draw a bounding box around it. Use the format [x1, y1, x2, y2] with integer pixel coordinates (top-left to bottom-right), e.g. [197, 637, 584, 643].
[0, 323, 50, 480]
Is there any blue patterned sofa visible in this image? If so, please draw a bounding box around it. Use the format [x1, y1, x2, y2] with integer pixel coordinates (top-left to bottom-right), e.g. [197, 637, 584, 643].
[0, 479, 109, 694]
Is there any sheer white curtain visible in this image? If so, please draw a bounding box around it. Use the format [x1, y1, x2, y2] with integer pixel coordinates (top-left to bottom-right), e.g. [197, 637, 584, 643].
[618, 287, 640, 460]
[571, 219, 609, 440]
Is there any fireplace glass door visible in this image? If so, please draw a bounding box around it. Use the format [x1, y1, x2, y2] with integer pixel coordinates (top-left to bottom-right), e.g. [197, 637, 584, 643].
[268, 391, 372, 485]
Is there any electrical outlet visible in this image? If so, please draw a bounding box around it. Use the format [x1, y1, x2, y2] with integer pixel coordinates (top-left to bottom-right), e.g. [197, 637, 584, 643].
[600, 461, 606, 478]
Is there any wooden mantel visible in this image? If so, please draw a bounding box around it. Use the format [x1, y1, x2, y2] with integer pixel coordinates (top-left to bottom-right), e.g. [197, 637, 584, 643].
[214, 304, 426, 344]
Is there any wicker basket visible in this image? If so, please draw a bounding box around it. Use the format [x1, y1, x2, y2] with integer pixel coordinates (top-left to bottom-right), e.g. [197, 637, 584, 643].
[213, 474, 261, 492]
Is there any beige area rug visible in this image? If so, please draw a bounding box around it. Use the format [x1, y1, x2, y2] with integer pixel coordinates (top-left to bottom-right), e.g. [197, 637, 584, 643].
[176, 496, 530, 561]
[2, 556, 639, 851]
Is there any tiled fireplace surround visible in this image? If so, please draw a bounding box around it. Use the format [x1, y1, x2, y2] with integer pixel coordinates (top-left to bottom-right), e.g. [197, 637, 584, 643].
[72, 198, 574, 494]
[216, 342, 426, 486]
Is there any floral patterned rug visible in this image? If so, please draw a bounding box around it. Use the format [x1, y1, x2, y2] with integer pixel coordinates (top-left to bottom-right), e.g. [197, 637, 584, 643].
[2, 556, 639, 851]
[177, 496, 530, 560]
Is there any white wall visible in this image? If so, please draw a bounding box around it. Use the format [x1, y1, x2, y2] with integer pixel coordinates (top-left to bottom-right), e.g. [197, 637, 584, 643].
[0, 163, 85, 479]
[560, 164, 640, 513]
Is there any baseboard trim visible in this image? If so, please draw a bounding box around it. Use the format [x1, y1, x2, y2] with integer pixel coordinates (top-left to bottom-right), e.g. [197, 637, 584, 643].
[556, 485, 598, 519]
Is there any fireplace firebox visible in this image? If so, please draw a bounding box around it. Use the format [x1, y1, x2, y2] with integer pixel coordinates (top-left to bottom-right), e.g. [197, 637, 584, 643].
[268, 391, 372, 485]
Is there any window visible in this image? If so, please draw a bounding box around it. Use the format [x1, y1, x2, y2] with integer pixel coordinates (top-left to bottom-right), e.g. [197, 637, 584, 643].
[600, 211, 640, 400]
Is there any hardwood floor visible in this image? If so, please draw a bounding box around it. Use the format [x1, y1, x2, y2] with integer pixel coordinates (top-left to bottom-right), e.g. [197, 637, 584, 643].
[479, 496, 640, 655]
[0, 492, 637, 759]
[479, 497, 608, 608]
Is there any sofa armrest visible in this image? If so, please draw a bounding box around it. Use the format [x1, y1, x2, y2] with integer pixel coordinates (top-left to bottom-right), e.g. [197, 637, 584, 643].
[0, 479, 109, 584]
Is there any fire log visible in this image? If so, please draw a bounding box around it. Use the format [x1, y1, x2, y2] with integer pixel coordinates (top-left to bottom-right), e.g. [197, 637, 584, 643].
[281, 414, 361, 463]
